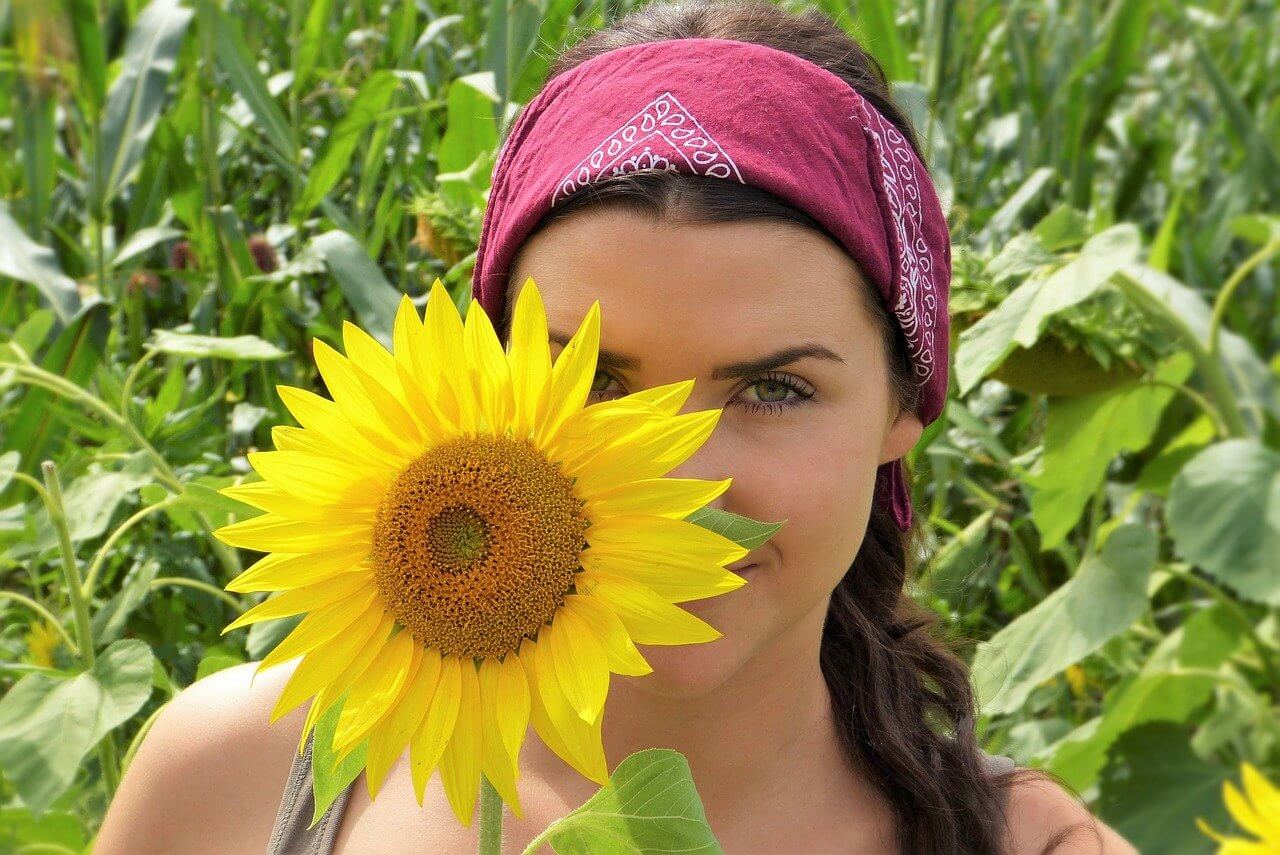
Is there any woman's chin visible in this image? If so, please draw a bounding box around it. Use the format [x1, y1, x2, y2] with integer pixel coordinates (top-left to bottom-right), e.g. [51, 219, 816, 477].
[622, 632, 749, 699]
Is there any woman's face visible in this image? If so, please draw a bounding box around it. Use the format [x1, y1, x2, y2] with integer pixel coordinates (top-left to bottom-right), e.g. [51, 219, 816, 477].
[505, 209, 923, 698]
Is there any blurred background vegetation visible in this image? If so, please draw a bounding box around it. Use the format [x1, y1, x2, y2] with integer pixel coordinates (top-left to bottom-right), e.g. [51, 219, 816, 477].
[0, 0, 1277, 851]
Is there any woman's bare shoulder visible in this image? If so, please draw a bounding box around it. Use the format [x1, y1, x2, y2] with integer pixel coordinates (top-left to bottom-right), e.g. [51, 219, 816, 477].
[94, 660, 307, 855]
[1002, 773, 1138, 855]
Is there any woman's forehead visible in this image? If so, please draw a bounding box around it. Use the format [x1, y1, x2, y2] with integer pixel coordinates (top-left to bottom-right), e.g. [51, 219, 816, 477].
[507, 210, 877, 346]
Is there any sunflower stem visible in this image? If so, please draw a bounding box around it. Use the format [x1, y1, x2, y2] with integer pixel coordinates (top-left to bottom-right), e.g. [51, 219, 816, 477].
[478, 773, 504, 855]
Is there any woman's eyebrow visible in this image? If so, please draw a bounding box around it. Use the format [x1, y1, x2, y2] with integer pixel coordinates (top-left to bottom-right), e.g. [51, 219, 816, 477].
[546, 330, 845, 379]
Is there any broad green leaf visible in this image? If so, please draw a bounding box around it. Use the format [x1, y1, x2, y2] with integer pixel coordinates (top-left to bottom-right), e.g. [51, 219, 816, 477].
[1029, 352, 1192, 548]
[438, 73, 499, 177]
[294, 72, 401, 221]
[0, 452, 19, 493]
[1167, 439, 1280, 605]
[0, 807, 87, 851]
[531, 748, 723, 855]
[32, 464, 154, 550]
[847, 0, 910, 82]
[309, 696, 367, 829]
[1097, 723, 1231, 855]
[1117, 263, 1277, 427]
[91, 558, 162, 645]
[956, 224, 1142, 394]
[214, 10, 295, 161]
[65, 0, 107, 113]
[0, 640, 154, 816]
[293, 0, 335, 92]
[149, 329, 288, 360]
[2, 299, 110, 486]
[109, 225, 184, 269]
[91, 0, 193, 209]
[976, 167, 1058, 245]
[683, 506, 785, 551]
[0, 202, 81, 322]
[1230, 213, 1280, 247]
[1044, 605, 1238, 790]
[9, 308, 56, 362]
[973, 524, 1155, 717]
[308, 230, 402, 349]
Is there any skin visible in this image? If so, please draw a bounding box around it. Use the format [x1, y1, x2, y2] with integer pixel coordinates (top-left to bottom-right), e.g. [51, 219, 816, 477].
[96, 212, 1137, 854]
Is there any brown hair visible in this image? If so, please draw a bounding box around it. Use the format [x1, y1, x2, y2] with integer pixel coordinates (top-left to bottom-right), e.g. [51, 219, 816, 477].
[493, 2, 1091, 851]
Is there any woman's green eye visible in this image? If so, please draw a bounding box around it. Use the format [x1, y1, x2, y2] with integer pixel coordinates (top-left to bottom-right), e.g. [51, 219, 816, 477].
[590, 369, 612, 393]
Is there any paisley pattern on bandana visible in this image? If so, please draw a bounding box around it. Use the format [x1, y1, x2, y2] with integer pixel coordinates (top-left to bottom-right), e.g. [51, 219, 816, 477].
[855, 98, 938, 384]
[552, 92, 743, 205]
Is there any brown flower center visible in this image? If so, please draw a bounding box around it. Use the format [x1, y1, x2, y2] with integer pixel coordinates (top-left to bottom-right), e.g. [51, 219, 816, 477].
[369, 434, 589, 658]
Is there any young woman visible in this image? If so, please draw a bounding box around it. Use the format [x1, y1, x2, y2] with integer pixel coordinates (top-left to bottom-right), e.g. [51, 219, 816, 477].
[97, 2, 1137, 852]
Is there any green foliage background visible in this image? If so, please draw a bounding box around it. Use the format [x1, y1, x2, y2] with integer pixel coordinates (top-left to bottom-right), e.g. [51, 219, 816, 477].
[0, 0, 1277, 851]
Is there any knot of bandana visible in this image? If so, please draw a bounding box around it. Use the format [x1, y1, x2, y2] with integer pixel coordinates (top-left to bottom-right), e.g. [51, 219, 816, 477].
[471, 37, 952, 531]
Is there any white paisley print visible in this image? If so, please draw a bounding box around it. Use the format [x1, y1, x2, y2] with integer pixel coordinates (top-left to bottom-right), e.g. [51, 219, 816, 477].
[552, 92, 743, 205]
[853, 99, 937, 383]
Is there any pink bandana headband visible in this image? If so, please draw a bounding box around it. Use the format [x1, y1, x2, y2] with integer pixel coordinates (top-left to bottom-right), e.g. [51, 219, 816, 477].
[472, 37, 952, 531]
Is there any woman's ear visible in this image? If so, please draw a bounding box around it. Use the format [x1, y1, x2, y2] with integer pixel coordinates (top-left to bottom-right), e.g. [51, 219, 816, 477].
[879, 406, 924, 465]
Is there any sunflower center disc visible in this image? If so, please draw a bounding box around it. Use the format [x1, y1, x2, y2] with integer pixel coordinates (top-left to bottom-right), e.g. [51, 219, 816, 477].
[370, 434, 590, 658]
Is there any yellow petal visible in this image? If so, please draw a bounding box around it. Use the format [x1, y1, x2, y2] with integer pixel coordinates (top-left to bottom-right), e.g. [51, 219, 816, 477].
[271, 600, 387, 721]
[271, 425, 358, 460]
[365, 645, 439, 800]
[424, 279, 479, 434]
[586, 514, 748, 567]
[622, 379, 695, 415]
[587, 476, 732, 520]
[392, 295, 456, 441]
[298, 612, 397, 754]
[563, 594, 652, 676]
[222, 572, 369, 634]
[579, 547, 746, 603]
[541, 397, 664, 465]
[213, 511, 371, 553]
[1240, 764, 1280, 838]
[219, 480, 374, 525]
[246, 450, 389, 508]
[1225, 780, 1275, 843]
[410, 653, 462, 805]
[275, 384, 404, 472]
[333, 629, 417, 756]
[541, 606, 608, 726]
[575, 570, 724, 645]
[506, 277, 552, 440]
[439, 659, 482, 827]
[567, 409, 724, 496]
[312, 338, 417, 459]
[495, 653, 531, 768]
[464, 298, 515, 432]
[254, 586, 381, 672]
[533, 301, 600, 448]
[224, 546, 369, 593]
[521, 638, 609, 786]
[477, 657, 524, 818]
[342, 319, 403, 398]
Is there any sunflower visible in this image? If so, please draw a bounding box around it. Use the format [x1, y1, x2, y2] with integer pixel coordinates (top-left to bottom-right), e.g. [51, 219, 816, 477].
[213, 278, 749, 826]
[1197, 762, 1280, 853]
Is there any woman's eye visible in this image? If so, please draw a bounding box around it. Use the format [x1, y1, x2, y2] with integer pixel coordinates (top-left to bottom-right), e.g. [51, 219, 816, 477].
[586, 369, 814, 414]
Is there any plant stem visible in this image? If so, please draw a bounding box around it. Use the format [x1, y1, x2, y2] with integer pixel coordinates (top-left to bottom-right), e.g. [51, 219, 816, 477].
[150, 577, 246, 612]
[0, 591, 80, 655]
[478, 773, 504, 855]
[1207, 240, 1280, 357]
[1113, 270, 1251, 438]
[11, 363, 243, 579]
[40, 461, 121, 796]
[1164, 563, 1280, 700]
